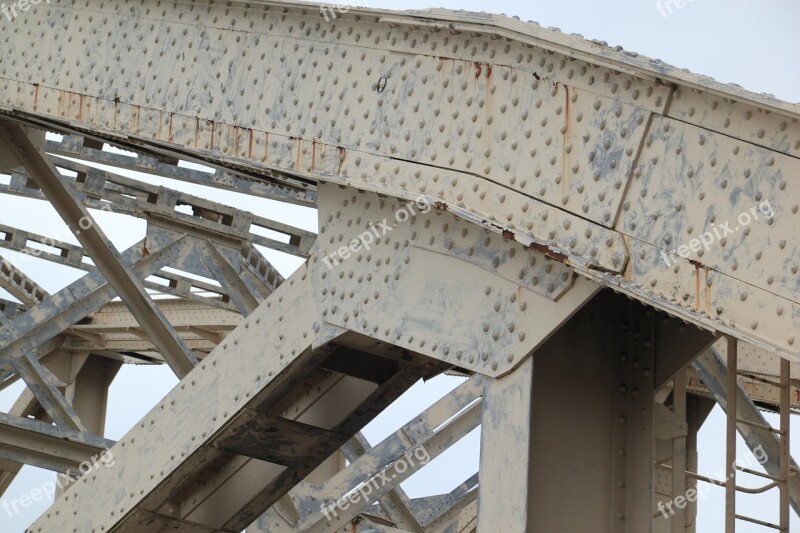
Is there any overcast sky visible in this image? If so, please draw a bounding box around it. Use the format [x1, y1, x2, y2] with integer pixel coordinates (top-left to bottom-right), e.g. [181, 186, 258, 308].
[0, 1, 798, 531]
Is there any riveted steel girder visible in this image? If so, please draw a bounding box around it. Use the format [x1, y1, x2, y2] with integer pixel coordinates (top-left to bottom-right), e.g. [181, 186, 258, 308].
[0, 1, 798, 532]
[1, 0, 798, 363]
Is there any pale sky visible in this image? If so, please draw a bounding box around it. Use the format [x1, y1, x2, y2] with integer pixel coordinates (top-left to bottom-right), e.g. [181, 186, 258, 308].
[0, 1, 797, 531]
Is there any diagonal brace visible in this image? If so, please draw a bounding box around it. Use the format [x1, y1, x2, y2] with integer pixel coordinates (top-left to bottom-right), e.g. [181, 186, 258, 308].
[11, 352, 87, 433]
[0, 120, 197, 378]
[693, 348, 800, 517]
[199, 240, 260, 316]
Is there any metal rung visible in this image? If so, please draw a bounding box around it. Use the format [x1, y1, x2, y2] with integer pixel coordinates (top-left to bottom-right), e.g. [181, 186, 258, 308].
[735, 514, 783, 530]
[735, 480, 780, 495]
[736, 417, 781, 433]
[656, 463, 783, 494]
[736, 466, 784, 483]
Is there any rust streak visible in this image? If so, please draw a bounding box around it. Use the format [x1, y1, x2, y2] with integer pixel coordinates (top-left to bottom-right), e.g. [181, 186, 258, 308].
[562, 85, 570, 196]
[695, 266, 700, 312]
[295, 139, 302, 170]
[168, 113, 174, 143]
[337, 146, 346, 175]
[687, 259, 704, 312]
[209, 120, 215, 151]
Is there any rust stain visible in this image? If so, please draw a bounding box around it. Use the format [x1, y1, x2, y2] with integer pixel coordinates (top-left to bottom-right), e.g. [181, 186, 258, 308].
[622, 265, 632, 282]
[434, 201, 448, 211]
[485, 64, 492, 78]
[209, 120, 215, 150]
[168, 113, 174, 143]
[248, 129, 254, 159]
[501, 229, 514, 241]
[686, 259, 705, 312]
[337, 146, 346, 175]
[77, 94, 84, 120]
[562, 85, 570, 196]
[695, 266, 700, 311]
[529, 243, 568, 263]
[473, 62, 482, 79]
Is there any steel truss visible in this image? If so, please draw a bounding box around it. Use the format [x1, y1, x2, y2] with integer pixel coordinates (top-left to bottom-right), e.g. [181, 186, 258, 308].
[0, 1, 797, 531]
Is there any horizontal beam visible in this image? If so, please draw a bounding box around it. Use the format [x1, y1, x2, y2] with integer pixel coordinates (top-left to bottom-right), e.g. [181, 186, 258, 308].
[45, 135, 317, 206]
[0, 412, 112, 475]
[0, 220, 237, 310]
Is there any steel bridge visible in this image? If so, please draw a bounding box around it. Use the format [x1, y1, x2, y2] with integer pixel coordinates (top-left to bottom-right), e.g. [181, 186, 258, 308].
[0, 1, 798, 531]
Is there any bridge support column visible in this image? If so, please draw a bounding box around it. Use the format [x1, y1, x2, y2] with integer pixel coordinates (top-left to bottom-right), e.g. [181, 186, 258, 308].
[476, 355, 534, 532]
[520, 290, 714, 533]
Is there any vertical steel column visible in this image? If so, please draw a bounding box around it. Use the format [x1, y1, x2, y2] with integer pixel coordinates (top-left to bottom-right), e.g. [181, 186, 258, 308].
[780, 358, 790, 531]
[476, 355, 534, 532]
[672, 369, 687, 533]
[725, 337, 737, 533]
